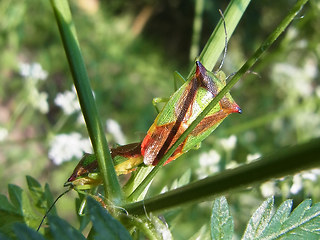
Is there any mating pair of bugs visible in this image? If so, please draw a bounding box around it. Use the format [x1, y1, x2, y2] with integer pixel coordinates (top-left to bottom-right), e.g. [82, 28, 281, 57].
[37, 10, 242, 231]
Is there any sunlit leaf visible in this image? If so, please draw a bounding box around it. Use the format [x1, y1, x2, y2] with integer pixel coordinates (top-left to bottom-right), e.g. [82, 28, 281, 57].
[242, 197, 274, 240]
[242, 198, 320, 239]
[211, 196, 234, 240]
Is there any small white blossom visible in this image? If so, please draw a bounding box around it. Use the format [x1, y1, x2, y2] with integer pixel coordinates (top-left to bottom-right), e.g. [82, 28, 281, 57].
[106, 119, 126, 145]
[33, 91, 49, 114]
[196, 150, 221, 179]
[301, 169, 320, 181]
[220, 135, 237, 151]
[19, 62, 48, 81]
[246, 153, 261, 163]
[272, 58, 317, 98]
[290, 174, 303, 194]
[48, 132, 92, 165]
[289, 169, 320, 194]
[0, 127, 8, 142]
[226, 160, 239, 169]
[26, 80, 49, 114]
[260, 181, 278, 198]
[54, 89, 81, 115]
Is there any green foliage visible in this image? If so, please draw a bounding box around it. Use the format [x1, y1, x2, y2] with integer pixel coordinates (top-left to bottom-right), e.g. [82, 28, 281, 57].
[87, 197, 131, 240]
[1, 0, 320, 239]
[211, 197, 233, 240]
[241, 198, 320, 239]
[0, 176, 53, 238]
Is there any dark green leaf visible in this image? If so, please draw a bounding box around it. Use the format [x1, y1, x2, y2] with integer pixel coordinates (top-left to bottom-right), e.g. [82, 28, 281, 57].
[0, 232, 11, 240]
[211, 196, 234, 240]
[87, 197, 132, 240]
[14, 223, 45, 240]
[26, 175, 42, 191]
[48, 215, 86, 240]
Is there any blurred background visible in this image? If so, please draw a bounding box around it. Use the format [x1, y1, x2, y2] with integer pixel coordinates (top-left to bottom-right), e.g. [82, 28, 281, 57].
[1, 0, 319, 238]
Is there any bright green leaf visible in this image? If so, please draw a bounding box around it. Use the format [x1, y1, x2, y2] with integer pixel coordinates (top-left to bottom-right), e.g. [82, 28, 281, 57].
[87, 197, 132, 240]
[242, 198, 320, 239]
[242, 197, 274, 240]
[211, 196, 234, 240]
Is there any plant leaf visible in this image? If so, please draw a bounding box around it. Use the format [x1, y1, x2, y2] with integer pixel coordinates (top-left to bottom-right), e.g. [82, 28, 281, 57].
[87, 197, 132, 240]
[242, 198, 320, 239]
[13, 223, 46, 240]
[211, 196, 234, 240]
[48, 215, 86, 240]
[242, 197, 274, 240]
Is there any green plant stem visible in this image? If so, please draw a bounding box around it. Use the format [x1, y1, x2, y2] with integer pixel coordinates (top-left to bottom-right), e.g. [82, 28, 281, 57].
[127, 0, 308, 202]
[189, 0, 204, 63]
[50, 0, 122, 204]
[124, 137, 320, 215]
[188, 0, 252, 77]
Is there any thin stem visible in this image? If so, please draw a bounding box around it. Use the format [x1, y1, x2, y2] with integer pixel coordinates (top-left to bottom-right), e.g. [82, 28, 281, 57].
[188, 0, 252, 77]
[50, 0, 122, 204]
[189, 0, 204, 63]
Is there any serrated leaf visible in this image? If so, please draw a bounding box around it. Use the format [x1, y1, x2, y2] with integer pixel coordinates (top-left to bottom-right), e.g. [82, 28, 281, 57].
[242, 197, 274, 240]
[259, 200, 293, 237]
[242, 198, 320, 240]
[211, 196, 234, 240]
[48, 215, 86, 240]
[87, 197, 132, 240]
[13, 223, 46, 240]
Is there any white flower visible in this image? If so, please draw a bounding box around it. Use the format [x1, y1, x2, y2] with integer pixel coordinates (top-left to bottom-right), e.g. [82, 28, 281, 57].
[0, 127, 8, 142]
[260, 181, 278, 198]
[19, 62, 48, 81]
[106, 119, 126, 145]
[33, 91, 49, 114]
[271, 58, 317, 98]
[48, 132, 92, 165]
[226, 160, 239, 169]
[289, 169, 320, 194]
[246, 153, 261, 163]
[290, 174, 303, 194]
[219, 135, 237, 151]
[196, 150, 221, 179]
[54, 89, 81, 115]
[26, 81, 49, 114]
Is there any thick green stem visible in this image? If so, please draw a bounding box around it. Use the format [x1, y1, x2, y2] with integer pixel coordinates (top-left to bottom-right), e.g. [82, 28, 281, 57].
[50, 0, 122, 204]
[125, 137, 320, 215]
[127, 0, 308, 202]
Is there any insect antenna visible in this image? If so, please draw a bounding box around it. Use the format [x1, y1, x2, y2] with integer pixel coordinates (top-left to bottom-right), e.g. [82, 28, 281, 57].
[216, 9, 228, 73]
[37, 188, 72, 232]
